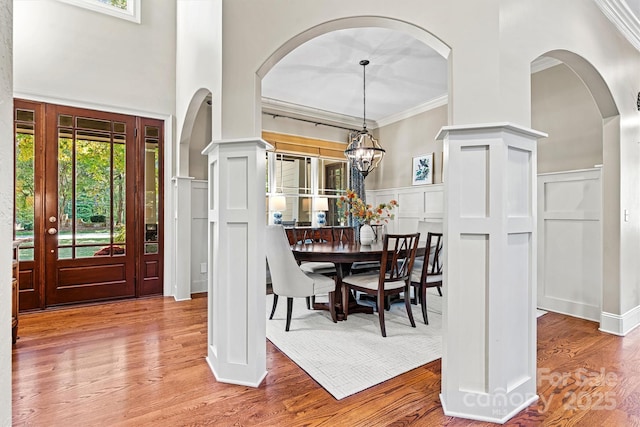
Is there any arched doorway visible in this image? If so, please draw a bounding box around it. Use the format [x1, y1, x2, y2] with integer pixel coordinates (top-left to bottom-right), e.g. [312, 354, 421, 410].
[531, 51, 618, 327]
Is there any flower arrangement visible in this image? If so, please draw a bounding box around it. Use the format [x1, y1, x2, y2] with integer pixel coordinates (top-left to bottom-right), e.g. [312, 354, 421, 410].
[336, 189, 398, 224]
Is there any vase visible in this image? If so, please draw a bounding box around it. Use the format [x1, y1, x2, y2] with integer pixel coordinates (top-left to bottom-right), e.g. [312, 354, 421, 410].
[359, 223, 375, 245]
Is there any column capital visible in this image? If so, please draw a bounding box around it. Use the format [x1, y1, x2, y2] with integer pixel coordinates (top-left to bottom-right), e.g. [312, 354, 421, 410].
[436, 122, 547, 140]
[202, 137, 273, 156]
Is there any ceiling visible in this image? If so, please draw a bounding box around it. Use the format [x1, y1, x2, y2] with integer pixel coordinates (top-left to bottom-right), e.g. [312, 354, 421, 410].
[261, 4, 640, 128]
[262, 27, 448, 127]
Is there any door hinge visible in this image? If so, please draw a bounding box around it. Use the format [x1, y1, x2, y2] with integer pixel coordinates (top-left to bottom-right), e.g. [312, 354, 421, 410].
[134, 128, 138, 137]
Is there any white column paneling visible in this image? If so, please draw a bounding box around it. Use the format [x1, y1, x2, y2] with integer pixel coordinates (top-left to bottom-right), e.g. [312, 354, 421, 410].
[203, 137, 270, 387]
[537, 169, 602, 322]
[437, 123, 545, 423]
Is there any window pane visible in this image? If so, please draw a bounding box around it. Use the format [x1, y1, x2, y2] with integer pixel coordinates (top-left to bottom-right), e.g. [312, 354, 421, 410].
[274, 154, 311, 195]
[15, 124, 35, 255]
[144, 138, 159, 254]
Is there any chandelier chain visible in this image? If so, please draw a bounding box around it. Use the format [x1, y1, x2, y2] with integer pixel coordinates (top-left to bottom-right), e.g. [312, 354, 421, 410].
[360, 59, 369, 130]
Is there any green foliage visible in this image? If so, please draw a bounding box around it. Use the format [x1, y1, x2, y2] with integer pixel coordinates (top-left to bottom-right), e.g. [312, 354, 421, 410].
[90, 214, 107, 223]
[15, 133, 35, 229]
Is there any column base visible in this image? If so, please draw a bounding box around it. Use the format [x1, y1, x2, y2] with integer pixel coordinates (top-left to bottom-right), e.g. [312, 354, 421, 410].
[440, 391, 538, 424]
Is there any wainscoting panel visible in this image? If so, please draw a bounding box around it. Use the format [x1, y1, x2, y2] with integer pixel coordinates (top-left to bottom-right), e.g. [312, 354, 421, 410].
[367, 184, 444, 234]
[537, 169, 601, 321]
[191, 180, 208, 294]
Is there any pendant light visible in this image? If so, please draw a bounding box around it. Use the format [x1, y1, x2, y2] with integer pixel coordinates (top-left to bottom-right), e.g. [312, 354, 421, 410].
[344, 59, 385, 178]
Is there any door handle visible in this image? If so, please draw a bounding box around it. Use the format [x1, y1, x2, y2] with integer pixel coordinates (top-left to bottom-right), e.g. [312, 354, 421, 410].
[47, 228, 58, 235]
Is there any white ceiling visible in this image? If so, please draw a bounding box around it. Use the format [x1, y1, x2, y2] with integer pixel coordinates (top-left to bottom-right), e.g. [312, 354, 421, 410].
[262, 27, 448, 125]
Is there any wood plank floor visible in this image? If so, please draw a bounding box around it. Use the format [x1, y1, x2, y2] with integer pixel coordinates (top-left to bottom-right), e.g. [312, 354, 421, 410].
[11, 294, 640, 426]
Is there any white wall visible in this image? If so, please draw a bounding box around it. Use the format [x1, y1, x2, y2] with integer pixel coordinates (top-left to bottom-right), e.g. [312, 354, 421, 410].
[369, 105, 447, 189]
[13, 0, 176, 119]
[189, 102, 212, 180]
[0, 0, 12, 423]
[533, 64, 603, 173]
[176, 0, 219, 175]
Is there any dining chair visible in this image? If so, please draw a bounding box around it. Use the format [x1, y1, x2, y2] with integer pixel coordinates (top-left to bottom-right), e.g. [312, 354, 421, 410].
[410, 221, 444, 324]
[266, 225, 337, 330]
[341, 232, 420, 337]
[332, 226, 355, 244]
[293, 227, 337, 277]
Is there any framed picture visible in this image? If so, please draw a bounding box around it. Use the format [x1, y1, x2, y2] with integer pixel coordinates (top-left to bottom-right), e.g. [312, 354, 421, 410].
[412, 153, 433, 185]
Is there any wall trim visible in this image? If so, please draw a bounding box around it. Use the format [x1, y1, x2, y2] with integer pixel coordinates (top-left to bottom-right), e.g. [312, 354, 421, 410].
[594, 0, 640, 52]
[600, 305, 640, 336]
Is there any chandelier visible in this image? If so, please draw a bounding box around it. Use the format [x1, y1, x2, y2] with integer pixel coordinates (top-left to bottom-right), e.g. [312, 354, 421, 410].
[344, 59, 385, 178]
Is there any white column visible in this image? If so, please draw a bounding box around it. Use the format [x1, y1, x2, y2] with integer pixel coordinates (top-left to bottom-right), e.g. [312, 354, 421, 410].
[172, 176, 194, 301]
[0, 0, 12, 423]
[437, 123, 546, 423]
[202, 137, 270, 386]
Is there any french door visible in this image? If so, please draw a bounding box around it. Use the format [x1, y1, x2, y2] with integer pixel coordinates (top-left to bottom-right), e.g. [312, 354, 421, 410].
[14, 100, 163, 309]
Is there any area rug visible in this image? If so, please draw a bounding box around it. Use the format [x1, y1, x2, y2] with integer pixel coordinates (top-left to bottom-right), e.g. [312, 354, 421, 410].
[266, 289, 443, 400]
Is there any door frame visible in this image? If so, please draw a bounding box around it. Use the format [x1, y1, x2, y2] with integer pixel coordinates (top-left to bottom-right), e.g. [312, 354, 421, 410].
[14, 99, 168, 309]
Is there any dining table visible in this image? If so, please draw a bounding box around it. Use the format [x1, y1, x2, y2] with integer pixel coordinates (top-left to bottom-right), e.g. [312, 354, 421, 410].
[291, 240, 426, 320]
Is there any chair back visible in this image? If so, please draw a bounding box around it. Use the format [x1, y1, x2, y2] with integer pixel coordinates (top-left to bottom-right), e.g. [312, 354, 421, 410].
[417, 221, 444, 265]
[265, 225, 314, 297]
[417, 231, 444, 286]
[332, 226, 355, 244]
[380, 233, 420, 285]
[291, 227, 332, 244]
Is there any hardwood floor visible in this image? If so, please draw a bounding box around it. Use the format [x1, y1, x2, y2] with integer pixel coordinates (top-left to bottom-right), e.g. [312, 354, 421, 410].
[11, 295, 640, 426]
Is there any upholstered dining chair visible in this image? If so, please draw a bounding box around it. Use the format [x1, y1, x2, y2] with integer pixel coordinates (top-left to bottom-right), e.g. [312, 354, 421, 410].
[341, 232, 420, 337]
[410, 221, 444, 324]
[266, 225, 337, 330]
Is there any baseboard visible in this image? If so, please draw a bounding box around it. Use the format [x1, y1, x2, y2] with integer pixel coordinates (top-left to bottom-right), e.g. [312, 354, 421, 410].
[191, 279, 207, 294]
[599, 305, 640, 336]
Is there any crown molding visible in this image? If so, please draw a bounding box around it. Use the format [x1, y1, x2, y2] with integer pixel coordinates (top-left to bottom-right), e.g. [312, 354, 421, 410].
[594, 0, 640, 51]
[261, 97, 367, 130]
[375, 95, 448, 128]
[530, 57, 562, 74]
[262, 95, 451, 131]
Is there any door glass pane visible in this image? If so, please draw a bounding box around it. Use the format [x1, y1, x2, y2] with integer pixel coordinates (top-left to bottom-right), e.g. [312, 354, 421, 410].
[15, 119, 35, 260]
[58, 133, 73, 259]
[57, 116, 127, 259]
[144, 129, 159, 254]
[113, 136, 126, 247]
[75, 131, 112, 258]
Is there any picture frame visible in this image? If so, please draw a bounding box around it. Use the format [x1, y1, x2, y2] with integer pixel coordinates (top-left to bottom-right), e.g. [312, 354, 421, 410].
[412, 153, 433, 185]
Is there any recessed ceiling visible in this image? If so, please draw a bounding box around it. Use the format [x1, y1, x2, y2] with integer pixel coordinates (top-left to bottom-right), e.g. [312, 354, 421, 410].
[262, 27, 448, 124]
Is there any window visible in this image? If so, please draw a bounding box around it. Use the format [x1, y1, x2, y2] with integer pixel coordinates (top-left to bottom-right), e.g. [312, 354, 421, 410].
[267, 152, 348, 226]
[56, 0, 140, 23]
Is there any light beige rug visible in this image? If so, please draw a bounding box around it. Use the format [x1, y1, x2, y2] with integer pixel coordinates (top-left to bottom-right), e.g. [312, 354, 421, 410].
[266, 289, 443, 400]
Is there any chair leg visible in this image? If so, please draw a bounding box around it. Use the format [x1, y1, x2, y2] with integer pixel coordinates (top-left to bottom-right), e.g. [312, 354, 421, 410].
[341, 285, 349, 319]
[404, 286, 416, 328]
[285, 297, 294, 332]
[306, 296, 311, 310]
[437, 286, 442, 297]
[269, 294, 279, 320]
[377, 292, 387, 337]
[420, 285, 429, 325]
[328, 291, 337, 323]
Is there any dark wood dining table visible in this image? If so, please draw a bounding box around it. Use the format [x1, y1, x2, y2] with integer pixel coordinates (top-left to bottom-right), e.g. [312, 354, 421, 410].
[291, 241, 426, 320]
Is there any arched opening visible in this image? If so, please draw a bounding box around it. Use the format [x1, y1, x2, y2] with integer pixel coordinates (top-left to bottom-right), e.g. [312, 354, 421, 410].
[531, 50, 619, 326]
[174, 89, 212, 299]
